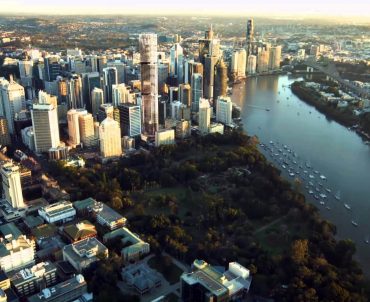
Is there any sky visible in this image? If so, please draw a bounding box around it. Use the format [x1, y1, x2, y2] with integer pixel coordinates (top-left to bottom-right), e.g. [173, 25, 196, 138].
[0, 0, 370, 18]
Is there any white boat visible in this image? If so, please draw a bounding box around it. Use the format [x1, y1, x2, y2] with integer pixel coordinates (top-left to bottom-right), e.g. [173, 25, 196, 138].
[309, 174, 315, 179]
[365, 237, 369, 244]
[320, 201, 325, 205]
[319, 193, 327, 199]
[351, 220, 358, 227]
[344, 203, 351, 210]
[335, 191, 341, 201]
[308, 190, 314, 194]
[326, 188, 332, 193]
[320, 175, 327, 180]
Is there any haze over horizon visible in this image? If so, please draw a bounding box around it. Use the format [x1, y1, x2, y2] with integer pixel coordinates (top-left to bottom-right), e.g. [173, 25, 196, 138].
[1, 0, 370, 19]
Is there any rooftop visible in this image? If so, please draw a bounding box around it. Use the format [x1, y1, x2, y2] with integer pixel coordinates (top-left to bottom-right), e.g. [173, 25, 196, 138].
[0, 223, 22, 240]
[39, 201, 75, 218]
[63, 237, 108, 263]
[11, 262, 57, 286]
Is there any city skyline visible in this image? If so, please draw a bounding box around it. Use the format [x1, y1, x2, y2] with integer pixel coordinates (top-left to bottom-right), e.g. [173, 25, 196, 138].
[1, 0, 370, 19]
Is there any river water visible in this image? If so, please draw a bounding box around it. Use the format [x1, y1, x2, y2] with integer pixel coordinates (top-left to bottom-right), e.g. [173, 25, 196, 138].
[231, 75, 370, 275]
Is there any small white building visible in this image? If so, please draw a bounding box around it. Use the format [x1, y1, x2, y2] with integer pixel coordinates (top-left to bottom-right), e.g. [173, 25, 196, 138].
[155, 129, 175, 147]
[38, 201, 76, 224]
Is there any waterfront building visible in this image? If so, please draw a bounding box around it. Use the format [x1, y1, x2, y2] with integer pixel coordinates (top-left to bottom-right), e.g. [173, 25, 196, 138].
[155, 129, 175, 147]
[231, 49, 247, 78]
[269, 46, 282, 71]
[1, 162, 25, 209]
[247, 55, 257, 75]
[216, 96, 232, 126]
[257, 47, 270, 73]
[38, 201, 76, 224]
[139, 33, 159, 136]
[213, 58, 228, 105]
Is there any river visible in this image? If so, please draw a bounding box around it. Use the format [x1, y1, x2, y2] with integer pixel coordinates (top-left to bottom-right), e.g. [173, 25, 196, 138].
[231, 74, 370, 275]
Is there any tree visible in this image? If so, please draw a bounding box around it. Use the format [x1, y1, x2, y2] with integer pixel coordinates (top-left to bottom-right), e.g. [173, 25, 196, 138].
[291, 239, 309, 265]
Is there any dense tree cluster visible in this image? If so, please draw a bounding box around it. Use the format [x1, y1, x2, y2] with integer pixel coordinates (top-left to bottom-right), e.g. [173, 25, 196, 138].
[50, 131, 370, 301]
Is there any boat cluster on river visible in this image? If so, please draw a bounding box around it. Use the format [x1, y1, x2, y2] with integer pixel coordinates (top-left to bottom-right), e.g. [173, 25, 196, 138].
[259, 140, 369, 245]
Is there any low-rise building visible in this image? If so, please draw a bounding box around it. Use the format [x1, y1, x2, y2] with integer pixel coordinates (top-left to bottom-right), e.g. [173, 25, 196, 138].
[89, 202, 126, 231]
[103, 227, 150, 262]
[62, 221, 97, 243]
[181, 260, 252, 302]
[63, 238, 108, 272]
[10, 262, 57, 297]
[0, 235, 35, 273]
[155, 129, 175, 147]
[209, 123, 224, 135]
[27, 274, 88, 302]
[38, 201, 76, 224]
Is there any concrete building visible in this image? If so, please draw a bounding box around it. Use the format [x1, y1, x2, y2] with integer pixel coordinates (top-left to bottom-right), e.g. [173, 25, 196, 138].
[117, 103, 142, 137]
[62, 220, 97, 244]
[91, 87, 104, 118]
[257, 47, 270, 73]
[31, 92, 60, 153]
[181, 260, 252, 302]
[103, 227, 150, 263]
[0, 117, 10, 146]
[179, 84, 191, 108]
[155, 129, 175, 147]
[97, 103, 114, 123]
[11, 262, 57, 297]
[0, 235, 35, 273]
[213, 59, 228, 104]
[63, 238, 108, 272]
[191, 73, 203, 113]
[0, 77, 26, 135]
[99, 117, 122, 159]
[216, 96, 232, 126]
[175, 119, 191, 139]
[20, 126, 35, 153]
[67, 109, 87, 147]
[139, 33, 159, 135]
[103, 67, 118, 103]
[67, 74, 84, 109]
[1, 162, 25, 209]
[170, 43, 184, 84]
[231, 49, 247, 78]
[89, 202, 127, 231]
[27, 274, 88, 302]
[38, 201, 76, 224]
[78, 113, 96, 147]
[269, 46, 282, 71]
[247, 55, 257, 75]
[198, 98, 211, 135]
[112, 83, 130, 107]
[209, 123, 224, 135]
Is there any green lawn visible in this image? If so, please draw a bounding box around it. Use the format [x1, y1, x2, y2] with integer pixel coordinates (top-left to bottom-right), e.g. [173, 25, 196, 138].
[147, 255, 184, 285]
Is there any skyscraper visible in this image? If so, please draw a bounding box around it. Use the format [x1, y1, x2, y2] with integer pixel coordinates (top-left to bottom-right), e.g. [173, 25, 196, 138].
[0, 77, 26, 135]
[79, 113, 96, 147]
[1, 162, 25, 209]
[231, 49, 247, 78]
[31, 91, 60, 153]
[247, 55, 257, 75]
[191, 73, 203, 113]
[0, 117, 10, 146]
[203, 56, 218, 100]
[185, 61, 203, 85]
[139, 33, 159, 136]
[82, 72, 101, 111]
[67, 109, 88, 147]
[117, 103, 142, 137]
[98, 103, 114, 123]
[269, 46, 282, 71]
[170, 43, 184, 84]
[91, 87, 104, 119]
[103, 67, 118, 103]
[257, 46, 270, 73]
[216, 96, 232, 126]
[67, 74, 84, 109]
[112, 83, 129, 107]
[213, 58, 228, 104]
[99, 117, 122, 159]
[44, 55, 61, 82]
[198, 98, 211, 135]
[179, 84, 191, 108]
[246, 19, 254, 57]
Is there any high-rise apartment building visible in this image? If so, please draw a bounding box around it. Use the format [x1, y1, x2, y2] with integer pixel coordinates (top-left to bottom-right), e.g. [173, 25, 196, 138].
[78, 113, 95, 147]
[269, 46, 282, 71]
[31, 92, 60, 153]
[67, 109, 87, 146]
[247, 55, 257, 75]
[1, 162, 25, 209]
[191, 73, 203, 113]
[213, 59, 228, 104]
[170, 43, 184, 84]
[0, 77, 26, 135]
[198, 98, 211, 135]
[91, 87, 104, 118]
[139, 33, 159, 136]
[99, 117, 122, 159]
[103, 67, 118, 103]
[117, 103, 142, 137]
[231, 49, 247, 78]
[216, 96, 232, 126]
